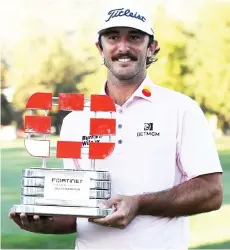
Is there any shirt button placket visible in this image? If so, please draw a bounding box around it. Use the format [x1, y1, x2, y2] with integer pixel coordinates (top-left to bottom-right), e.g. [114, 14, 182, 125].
[116, 108, 124, 153]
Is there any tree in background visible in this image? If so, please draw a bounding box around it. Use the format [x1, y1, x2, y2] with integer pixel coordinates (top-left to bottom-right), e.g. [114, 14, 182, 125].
[186, 2, 230, 134]
[148, 7, 192, 97]
[1, 93, 14, 126]
[1, 59, 14, 126]
[9, 34, 96, 107]
[7, 30, 97, 133]
[146, 3, 229, 134]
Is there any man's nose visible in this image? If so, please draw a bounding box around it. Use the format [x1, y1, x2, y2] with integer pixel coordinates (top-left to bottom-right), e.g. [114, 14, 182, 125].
[117, 38, 130, 53]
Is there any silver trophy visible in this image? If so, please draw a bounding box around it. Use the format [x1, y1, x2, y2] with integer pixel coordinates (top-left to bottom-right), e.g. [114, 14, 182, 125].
[11, 93, 116, 218]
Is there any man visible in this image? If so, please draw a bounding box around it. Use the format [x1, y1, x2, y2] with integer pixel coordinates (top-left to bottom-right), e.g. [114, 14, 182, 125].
[9, 4, 223, 249]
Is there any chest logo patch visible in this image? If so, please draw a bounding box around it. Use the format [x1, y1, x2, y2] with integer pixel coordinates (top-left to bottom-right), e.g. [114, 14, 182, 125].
[137, 123, 160, 137]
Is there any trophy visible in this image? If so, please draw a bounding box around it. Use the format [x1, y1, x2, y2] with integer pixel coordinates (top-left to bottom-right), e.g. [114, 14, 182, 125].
[11, 93, 116, 218]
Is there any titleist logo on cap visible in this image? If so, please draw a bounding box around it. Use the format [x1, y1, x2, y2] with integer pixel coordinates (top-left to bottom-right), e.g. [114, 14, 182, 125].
[105, 8, 146, 23]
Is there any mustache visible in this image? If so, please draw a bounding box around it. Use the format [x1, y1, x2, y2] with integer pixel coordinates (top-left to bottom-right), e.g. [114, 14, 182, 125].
[112, 53, 138, 61]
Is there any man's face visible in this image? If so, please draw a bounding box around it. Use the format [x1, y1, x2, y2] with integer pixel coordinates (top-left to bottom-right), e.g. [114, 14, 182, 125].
[97, 27, 151, 81]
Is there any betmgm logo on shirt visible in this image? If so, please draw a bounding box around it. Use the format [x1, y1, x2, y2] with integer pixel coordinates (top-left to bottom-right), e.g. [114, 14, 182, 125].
[137, 123, 160, 137]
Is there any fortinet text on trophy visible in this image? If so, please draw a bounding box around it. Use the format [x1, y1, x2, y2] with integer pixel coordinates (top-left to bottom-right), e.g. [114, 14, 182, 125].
[11, 92, 116, 218]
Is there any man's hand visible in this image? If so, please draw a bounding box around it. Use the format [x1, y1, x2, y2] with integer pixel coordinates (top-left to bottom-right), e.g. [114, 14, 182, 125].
[9, 211, 54, 233]
[89, 195, 140, 229]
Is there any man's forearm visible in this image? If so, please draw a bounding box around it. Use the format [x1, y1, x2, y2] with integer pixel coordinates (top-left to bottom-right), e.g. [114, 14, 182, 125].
[136, 173, 223, 218]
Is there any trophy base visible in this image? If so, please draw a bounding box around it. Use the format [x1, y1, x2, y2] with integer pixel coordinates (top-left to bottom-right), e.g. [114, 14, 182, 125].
[11, 205, 113, 218]
[13, 168, 113, 218]
[21, 196, 107, 207]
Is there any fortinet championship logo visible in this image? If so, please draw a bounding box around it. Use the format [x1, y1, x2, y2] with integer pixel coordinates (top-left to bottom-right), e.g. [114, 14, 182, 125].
[137, 123, 160, 137]
[52, 178, 83, 184]
[51, 178, 83, 191]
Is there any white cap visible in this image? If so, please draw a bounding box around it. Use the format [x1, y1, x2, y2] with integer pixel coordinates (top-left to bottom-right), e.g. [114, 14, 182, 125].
[97, 4, 154, 37]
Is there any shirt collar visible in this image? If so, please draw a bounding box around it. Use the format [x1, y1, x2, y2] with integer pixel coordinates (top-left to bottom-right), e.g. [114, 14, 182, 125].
[100, 75, 155, 103]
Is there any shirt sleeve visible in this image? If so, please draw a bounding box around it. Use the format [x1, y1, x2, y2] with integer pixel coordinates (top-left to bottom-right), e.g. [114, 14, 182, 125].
[177, 100, 223, 180]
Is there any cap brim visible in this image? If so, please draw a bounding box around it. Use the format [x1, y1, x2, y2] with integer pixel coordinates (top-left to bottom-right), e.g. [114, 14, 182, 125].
[98, 25, 153, 37]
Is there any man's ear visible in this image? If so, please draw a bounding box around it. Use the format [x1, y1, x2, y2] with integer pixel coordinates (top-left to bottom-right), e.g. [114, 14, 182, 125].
[149, 40, 158, 55]
[96, 42, 104, 57]
[147, 49, 152, 57]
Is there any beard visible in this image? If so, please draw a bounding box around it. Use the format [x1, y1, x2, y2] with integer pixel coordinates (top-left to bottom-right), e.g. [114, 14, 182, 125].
[104, 55, 146, 81]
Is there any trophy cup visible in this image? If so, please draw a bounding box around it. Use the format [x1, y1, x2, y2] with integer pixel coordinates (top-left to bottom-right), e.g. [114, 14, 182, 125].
[11, 93, 116, 218]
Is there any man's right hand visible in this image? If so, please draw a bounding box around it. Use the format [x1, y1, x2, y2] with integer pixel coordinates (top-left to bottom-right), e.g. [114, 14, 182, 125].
[9, 211, 54, 233]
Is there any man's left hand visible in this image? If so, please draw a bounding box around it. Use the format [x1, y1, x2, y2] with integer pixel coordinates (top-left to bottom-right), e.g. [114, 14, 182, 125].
[89, 195, 140, 229]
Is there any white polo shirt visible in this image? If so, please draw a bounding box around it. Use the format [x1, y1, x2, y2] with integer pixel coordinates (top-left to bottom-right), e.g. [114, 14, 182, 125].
[60, 76, 222, 250]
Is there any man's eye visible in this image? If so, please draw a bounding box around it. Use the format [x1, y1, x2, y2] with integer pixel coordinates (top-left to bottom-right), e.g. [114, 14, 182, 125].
[109, 36, 119, 40]
[130, 35, 140, 40]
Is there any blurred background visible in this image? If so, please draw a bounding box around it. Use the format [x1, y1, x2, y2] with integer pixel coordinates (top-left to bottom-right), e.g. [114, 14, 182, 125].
[1, 0, 230, 249]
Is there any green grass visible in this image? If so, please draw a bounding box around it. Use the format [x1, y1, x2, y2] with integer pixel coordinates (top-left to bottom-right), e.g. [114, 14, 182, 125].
[1, 234, 76, 249]
[1, 137, 230, 249]
[194, 241, 230, 249]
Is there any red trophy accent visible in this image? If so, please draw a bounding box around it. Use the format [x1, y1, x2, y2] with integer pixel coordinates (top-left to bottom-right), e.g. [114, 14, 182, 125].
[26, 92, 52, 110]
[90, 118, 116, 135]
[25, 116, 51, 134]
[90, 94, 116, 112]
[56, 141, 82, 158]
[89, 142, 115, 159]
[58, 93, 84, 111]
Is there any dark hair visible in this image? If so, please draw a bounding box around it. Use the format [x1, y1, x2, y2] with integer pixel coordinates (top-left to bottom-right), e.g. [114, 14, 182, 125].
[146, 36, 160, 67]
[98, 34, 160, 68]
